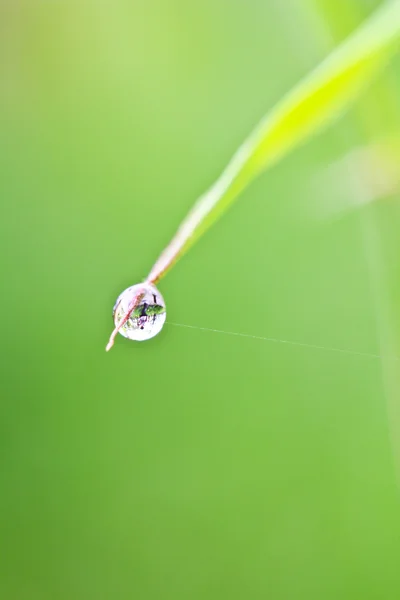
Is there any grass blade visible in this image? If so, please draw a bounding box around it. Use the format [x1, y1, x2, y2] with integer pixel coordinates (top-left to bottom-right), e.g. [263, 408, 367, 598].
[147, 0, 400, 284]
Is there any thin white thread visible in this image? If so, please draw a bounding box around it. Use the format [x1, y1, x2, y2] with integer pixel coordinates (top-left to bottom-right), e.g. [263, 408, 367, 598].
[166, 321, 400, 362]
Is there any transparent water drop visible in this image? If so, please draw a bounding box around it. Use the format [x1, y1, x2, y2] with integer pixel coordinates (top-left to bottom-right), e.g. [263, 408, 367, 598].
[112, 283, 166, 342]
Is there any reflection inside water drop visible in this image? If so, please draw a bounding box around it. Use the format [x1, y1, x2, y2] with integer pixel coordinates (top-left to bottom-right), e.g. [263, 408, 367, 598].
[112, 283, 166, 342]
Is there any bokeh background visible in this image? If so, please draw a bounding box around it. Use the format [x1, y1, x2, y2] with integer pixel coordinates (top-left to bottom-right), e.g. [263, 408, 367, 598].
[2, 0, 400, 598]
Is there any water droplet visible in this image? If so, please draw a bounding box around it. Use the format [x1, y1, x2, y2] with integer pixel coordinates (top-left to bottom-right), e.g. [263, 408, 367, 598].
[112, 283, 166, 342]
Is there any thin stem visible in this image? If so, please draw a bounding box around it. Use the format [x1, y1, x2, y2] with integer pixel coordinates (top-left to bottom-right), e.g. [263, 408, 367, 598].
[146, 145, 250, 284]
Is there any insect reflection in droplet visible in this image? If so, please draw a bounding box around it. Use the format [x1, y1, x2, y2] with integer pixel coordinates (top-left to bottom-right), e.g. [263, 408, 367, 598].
[112, 283, 166, 342]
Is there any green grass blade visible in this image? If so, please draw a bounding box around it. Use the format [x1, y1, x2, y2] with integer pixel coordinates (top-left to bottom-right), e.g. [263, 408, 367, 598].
[148, 0, 400, 284]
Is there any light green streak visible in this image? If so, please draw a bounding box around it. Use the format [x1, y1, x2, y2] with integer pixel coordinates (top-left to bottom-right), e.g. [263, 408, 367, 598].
[148, 0, 400, 283]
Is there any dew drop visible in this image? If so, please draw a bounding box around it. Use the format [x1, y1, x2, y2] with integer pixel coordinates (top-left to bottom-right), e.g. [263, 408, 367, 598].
[112, 283, 166, 342]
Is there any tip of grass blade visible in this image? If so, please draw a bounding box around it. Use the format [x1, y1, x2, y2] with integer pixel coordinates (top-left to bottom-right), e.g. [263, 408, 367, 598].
[105, 287, 146, 352]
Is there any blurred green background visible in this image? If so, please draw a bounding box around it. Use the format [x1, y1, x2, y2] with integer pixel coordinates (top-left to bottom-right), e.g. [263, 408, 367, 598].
[2, 1, 400, 598]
